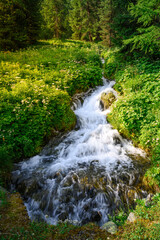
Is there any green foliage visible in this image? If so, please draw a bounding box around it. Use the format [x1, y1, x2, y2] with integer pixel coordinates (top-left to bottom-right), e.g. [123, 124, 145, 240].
[0, 39, 102, 178]
[0, 0, 41, 50]
[103, 48, 125, 79]
[109, 209, 128, 226]
[103, 49, 160, 187]
[120, 194, 160, 240]
[0, 189, 8, 208]
[69, 0, 101, 41]
[123, 0, 160, 55]
[41, 0, 71, 39]
[135, 194, 160, 220]
[1, 222, 53, 240]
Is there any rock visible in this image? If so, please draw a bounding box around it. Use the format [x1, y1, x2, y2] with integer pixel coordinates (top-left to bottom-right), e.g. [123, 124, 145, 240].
[91, 211, 102, 222]
[101, 221, 118, 234]
[145, 193, 153, 207]
[58, 211, 68, 221]
[100, 91, 116, 110]
[75, 116, 81, 130]
[61, 176, 73, 187]
[64, 219, 80, 226]
[127, 212, 137, 223]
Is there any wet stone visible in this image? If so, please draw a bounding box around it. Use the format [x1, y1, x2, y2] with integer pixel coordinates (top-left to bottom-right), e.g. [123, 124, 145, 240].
[100, 91, 116, 110]
[91, 211, 102, 222]
[75, 116, 82, 130]
[61, 176, 73, 187]
[113, 134, 120, 143]
[58, 211, 68, 221]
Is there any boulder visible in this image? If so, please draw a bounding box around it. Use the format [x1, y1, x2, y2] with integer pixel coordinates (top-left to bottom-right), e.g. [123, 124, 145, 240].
[127, 212, 137, 223]
[100, 92, 116, 110]
[101, 221, 118, 234]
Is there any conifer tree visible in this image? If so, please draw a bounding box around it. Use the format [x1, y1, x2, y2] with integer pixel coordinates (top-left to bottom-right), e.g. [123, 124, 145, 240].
[99, 0, 114, 47]
[0, 0, 27, 50]
[111, 0, 137, 47]
[0, 0, 41, 50]
[41, 0, 70, 39]
[69, 0, 84, 40]
[124, 0, 160, 54]
[99, 0, 136, 47]
[24, 0, 42, 43]
[69, 0, 100, 41]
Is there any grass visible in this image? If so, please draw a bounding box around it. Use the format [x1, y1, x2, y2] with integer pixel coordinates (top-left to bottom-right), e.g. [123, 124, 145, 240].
[118, 193, 160, 240]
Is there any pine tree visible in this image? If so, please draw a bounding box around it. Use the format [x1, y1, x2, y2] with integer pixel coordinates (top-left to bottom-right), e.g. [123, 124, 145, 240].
[0, 0, 27, 50]
[69, 0, 100, 41]
[111, 0, 137, 47]
[41, 0, 70, 39]
[123, 0, 160, 54]
[69, 0, 84, 40]
[99, 0, 114, 47]
[99, 0, 136, 47]
[24, 0, 42, 43]
[0, 0, 41, 50]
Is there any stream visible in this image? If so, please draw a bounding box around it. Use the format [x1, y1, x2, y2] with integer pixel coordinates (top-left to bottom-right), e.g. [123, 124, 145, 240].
[12, 76, 150, 226]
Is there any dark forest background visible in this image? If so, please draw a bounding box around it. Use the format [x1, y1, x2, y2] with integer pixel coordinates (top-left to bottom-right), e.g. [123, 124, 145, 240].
[0, 0, 160, 56]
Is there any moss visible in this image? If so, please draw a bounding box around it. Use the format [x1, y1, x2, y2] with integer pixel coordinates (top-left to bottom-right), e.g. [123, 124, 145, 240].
[52, 222, 115, 240]
[100, 92, 116, 110]
[0, 193, 30, 234]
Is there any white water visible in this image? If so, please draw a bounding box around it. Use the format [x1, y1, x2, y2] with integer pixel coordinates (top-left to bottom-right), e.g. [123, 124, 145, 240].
[12, 77, 148, 226]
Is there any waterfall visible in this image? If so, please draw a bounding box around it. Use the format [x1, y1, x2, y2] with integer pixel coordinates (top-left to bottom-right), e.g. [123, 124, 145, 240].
[12, 77, 149, 226]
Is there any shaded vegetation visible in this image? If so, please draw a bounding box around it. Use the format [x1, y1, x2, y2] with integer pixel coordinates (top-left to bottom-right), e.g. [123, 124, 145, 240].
[0, 0, 41, 50]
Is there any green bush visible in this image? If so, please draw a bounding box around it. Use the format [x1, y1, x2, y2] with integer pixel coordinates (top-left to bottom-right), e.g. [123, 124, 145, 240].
[0, 40, 103, 177]
[103, 49, 160, 188]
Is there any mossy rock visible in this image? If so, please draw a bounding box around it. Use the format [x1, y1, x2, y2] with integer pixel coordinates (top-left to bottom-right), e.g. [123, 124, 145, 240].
[100, 91, 116, 110]
[101, 221, 118, 234]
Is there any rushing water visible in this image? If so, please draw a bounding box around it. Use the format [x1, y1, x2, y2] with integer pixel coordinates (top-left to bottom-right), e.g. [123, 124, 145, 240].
[12, 77, 149, 226]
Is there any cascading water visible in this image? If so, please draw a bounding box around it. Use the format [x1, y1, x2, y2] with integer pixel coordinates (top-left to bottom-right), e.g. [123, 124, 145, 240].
[12, 77, 150, 226]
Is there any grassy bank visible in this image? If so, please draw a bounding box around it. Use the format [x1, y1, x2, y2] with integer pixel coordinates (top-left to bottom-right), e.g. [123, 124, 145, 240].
[0, 40, 103, 181]
[101, 48, 160, 239]
[0, 191, 159, 239]
[102, 48, 160, 188]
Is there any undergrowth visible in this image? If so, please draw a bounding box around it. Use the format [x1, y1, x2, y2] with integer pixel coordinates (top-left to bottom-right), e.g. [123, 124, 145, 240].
[0, 39, 103, 182]
[103, 48, 160, 188]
